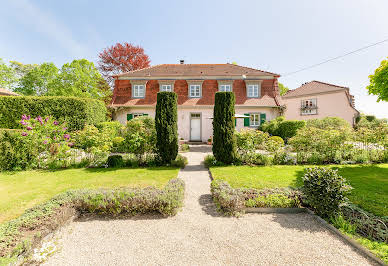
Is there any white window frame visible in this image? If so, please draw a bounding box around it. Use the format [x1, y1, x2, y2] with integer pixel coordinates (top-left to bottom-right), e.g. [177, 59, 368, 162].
[247, 84, 260, 98]
[219, 84, 232, 92]
[132, 84, 145, 98]
[301, 98, 317, 115]
[160, 84, 173, 92]
[189, 84, 202, 98]
[132, 113, 144, 119]
[249, 113, 260, 127]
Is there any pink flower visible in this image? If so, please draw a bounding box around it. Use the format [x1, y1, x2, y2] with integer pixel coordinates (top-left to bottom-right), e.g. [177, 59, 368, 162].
[63, 127, 68, 131]
[43, 140, 48, 144]
[21, 132, 28, 136]
[45, 116, 50, 123]
[68, 142, 74, 147]
[53, 121, 59, 125]
[64, 134, 70, 140]
[20, 121, 27, 125]
[26, 126, 32, 131]
[35, 116, 43, 125]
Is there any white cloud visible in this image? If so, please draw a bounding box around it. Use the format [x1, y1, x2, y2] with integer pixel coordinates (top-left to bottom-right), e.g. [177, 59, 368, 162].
[8, 0, 86, 57]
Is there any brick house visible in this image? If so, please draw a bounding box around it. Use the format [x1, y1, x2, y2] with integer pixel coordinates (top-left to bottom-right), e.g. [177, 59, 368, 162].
[282, 81, 359, 125]
[110, 63, 283, 142]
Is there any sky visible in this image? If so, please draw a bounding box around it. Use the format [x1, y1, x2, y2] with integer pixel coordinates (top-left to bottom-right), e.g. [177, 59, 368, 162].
[1, 0, 387, 118]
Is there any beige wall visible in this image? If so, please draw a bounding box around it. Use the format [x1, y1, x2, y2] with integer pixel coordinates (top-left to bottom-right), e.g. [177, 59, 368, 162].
[282, 91, 358, 125]
[114, 106, 280, 142]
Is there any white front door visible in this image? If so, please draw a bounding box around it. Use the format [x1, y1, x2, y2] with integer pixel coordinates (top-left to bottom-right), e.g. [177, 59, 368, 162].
[190, 113, 201, 141]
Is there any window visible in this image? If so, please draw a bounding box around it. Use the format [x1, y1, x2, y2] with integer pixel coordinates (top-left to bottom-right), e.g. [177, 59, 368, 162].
[160, 84, 173, 92]
[127, 113, 148, 121]
[219, 84, 232, 92]
[250, 113, 260, 126]
[301, 98, 317, 115]
[247, 84, 259, 97]
[189, 84, 201, 98]
[133, 84, 145, 98]
[133, 113, 144, 118]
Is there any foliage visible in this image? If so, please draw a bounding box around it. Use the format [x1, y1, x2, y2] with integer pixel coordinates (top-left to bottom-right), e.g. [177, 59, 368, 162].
[171, 154, 188, 168]
[278, 82, 290, 96]
[98, 42, 150, 86]
[306, 117, 352, 130]
[155, 92, 178, 164]
[73, 125, 112, 152]
[213, 92, 237, 164]
[245, 190, 301, 208]
[265, 136, 284, 152]
[96, 121, 124, 137]
[14, 62, 58, 96]
[367, 57, 388, 102]
[0, 58, 18, 90]
[0, 96, 106, 131]
[0, 178, 184, 260]
[273, 151, 297, 165]
[210, 179, 245, 216]
[180, 143, 190, 152]
[302, 167, 352, 217]
[260, 116, 305, 142]
[238, 152, 273, 166]
[235, 129, 269, 154]
[107, 155, 124, 168]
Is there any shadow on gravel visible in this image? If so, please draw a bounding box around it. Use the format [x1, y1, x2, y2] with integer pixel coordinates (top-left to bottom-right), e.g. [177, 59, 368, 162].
[188, 145, 212, 153]
[75, 213, 168, 222]
[182, 165, 206, 172]
[198, 194, 224, 217]
[271, 213, 326, 233]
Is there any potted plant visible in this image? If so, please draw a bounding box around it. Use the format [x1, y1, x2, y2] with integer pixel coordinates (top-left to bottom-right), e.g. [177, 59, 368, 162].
[179, 137, 185, 145]
[207, 137, 212, 145]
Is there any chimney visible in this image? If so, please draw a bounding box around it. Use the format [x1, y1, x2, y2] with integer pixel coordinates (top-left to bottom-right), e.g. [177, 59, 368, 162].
[180, 59, 184, 64]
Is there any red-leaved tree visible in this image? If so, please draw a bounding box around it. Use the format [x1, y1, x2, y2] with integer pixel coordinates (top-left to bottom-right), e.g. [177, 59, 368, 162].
[98, 42, 150, 86]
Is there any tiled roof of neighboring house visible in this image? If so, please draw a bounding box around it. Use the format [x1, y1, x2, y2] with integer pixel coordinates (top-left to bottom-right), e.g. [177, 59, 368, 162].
[110, 95, 279, 107]
[0, 88, 19, 96]
[282, 81, 349, 98]
[115, 64, 280, 78]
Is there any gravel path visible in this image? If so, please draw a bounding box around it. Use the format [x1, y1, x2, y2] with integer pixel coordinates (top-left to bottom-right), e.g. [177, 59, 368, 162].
[43, 145, 373, 265]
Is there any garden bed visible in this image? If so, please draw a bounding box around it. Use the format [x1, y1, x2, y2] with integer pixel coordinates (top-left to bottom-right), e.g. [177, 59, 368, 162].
[0, 178, 185, 265]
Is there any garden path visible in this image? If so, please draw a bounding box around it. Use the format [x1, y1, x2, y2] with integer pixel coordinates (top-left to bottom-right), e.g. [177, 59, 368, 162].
[43, 145, 373, 265]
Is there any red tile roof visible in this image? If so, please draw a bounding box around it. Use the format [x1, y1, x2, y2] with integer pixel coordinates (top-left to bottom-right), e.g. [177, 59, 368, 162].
[0, 88, 19, 96]
[283, 81, 348, 98]
[115, 64, 280, 78]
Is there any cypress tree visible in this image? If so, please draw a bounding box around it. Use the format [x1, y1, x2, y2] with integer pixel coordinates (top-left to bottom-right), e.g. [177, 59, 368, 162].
[212, 92, 237, 164]
[155, 91, 178, 164]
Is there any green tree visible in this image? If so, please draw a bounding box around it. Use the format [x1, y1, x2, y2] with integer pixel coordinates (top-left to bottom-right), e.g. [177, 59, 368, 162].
[155, 92, 178, 164]
[14, 63, 58, 95]
[9, 61, 38, 79]
[49, 59, 107, 100]
[278, 82, 290, 96]
[212, 92, 237, 164]
[0, 58, 17, 90]
[367, 57, 388, 101]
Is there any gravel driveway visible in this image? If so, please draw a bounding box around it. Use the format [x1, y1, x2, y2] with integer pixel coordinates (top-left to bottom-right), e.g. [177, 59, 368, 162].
[43, 145, 373, 265]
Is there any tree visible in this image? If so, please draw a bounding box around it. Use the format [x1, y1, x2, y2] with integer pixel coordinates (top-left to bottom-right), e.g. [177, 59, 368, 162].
[212, 92, 237, 164]
[278, 82, 290, 96]
[0, 58, 17, 90]
[14, 63, 58, 95]
[155, 92, 178, 164]
[367, 57, 388, 101]
[9, 61, 38, 79]
[98, 42, 150, 86]
[49, 59, 108, 100]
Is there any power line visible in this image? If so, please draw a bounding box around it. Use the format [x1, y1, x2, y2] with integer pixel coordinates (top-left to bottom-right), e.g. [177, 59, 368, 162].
[282, 38, 388, 77]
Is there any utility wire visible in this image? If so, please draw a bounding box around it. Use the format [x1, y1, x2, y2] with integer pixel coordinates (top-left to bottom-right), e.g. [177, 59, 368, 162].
[282, 38, 388, 77]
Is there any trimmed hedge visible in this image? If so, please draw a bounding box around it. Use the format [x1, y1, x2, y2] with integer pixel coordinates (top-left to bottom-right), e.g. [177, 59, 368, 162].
[212, 92, 237, 164]
[0, 96, 106, 131]
[260, 116, 305, 142]
[155, 92, 178, 163]
[0, 178, 185, 263]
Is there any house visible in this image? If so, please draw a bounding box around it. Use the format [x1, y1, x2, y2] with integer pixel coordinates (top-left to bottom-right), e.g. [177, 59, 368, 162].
[110, 62, 283, 142]
[0, 88, 19, 96]
[282, 81, 359, 125]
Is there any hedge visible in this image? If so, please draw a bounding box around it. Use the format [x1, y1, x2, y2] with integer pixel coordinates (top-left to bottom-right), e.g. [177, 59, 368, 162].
[0, 96, 106, 131]
[0, 178, 185, 263]
[155, 92, 178, 163]
[212, 92, 237, 164]
[260, 116, 305, 142]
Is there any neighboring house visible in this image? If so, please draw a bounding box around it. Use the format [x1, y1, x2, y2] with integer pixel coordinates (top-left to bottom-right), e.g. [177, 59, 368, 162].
[110, 62, 283, 142]
[282, 81, 359, 125]
[0, 88, 19, 96]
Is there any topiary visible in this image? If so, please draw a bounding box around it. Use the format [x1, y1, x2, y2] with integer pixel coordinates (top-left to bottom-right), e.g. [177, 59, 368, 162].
[212, 92, 237, 164]
[155, 92, 178, 164]
[107, 155, 124, 168]
[302, 167, 352, 217]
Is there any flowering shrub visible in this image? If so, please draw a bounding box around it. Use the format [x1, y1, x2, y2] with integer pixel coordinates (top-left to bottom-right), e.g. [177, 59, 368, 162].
[235, 129, 269, 154]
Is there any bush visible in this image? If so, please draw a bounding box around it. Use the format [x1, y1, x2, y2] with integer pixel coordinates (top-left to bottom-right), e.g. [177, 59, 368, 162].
[273, 151, 297, 165]
[306, 117, 351, 130]
[180, 143, 189, 152]
[155, 92, 178, 164]
[107, 155, 124, 168]
[265, 136, 284, 152]
[0, 96, 106, 131]
[210, 179, 245, 216]
[171, 154, 188, 168]
[96, 121, 123, 137]
[245, 193, 300, 208]
[212, 92, 237, 164]
[238, 152, 273, 166]
[302, 167, 352, 217]
[0, 178, 185, 261]
[260, 116, 305, 141]
[235, 129, 269, 154]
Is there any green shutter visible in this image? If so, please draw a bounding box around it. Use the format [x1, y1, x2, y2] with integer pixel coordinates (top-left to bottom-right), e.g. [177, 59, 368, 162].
[244, 113, 250, 127]
[127, 113, 133, 121]
[235, 118, 237, 126]
[260, 113, 266, 125]
[143, 113, 148, 116]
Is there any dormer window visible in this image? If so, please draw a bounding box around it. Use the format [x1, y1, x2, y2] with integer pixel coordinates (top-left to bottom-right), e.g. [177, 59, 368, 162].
[246, 80, 262, 98]
[218, 81, 233, 92]
[158, 80, 174, 92]
[161, 84, 173, 92]
[132, 84, 145, 98]
[189, 84, 201, 97]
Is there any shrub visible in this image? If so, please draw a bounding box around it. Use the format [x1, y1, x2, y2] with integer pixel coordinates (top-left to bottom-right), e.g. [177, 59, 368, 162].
[245, 193, 300, 208]
[171, 154, 188, 168]
[260, 116, 305, 141]
[96, 121, 123, 137]
[212, 92, 237, 164]
[0, 96, 106, 131]
[238, 152, 273, 166]
[265, 136, 284, 152]
[273, 151, 297, 165]
[235, 129, 269, 154]
[107, 155, 124, 168]
[112, 136, 125, 152]
[180, 143, 190, 152]
[210, 179, 245, 216]
[302, 167, 352, 217]
[155, 92, 178, 164]
[204, 154, 218, 167]
[306, 117, 351, 130]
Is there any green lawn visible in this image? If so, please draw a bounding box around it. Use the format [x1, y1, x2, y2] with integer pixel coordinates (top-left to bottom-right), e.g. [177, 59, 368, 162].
[210, 164, 388, 217]
[0, 167, 179, 223]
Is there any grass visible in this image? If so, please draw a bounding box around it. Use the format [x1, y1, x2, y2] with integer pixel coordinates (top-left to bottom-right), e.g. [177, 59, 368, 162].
[210, 164, 388, 217]
[0, 167, 179, 223]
